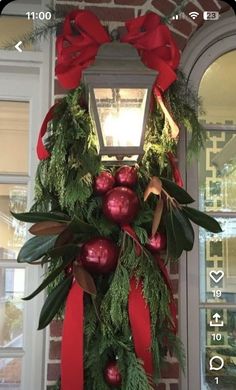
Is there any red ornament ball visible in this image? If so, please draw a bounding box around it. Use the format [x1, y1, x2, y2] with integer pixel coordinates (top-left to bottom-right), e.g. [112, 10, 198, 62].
[80, 238, 119, 274]
[115, 165, 138, 188]
[94, 172, 115, 195]
[103, 186, 139, 225]
[146, 232, 167, 253]
[104, 361, 122, 387]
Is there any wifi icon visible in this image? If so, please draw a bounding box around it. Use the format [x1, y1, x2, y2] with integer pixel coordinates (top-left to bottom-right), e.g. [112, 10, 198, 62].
[189, 11, 200, 20]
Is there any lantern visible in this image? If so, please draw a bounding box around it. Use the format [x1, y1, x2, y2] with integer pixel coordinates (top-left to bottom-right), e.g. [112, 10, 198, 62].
[83, 36, 157, 164]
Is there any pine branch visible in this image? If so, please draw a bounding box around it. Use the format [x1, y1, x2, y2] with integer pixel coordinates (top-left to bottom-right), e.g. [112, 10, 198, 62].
[2, 19, 60, 50]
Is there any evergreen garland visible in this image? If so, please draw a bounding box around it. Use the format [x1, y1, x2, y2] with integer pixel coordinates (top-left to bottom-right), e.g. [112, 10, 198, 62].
[12, 83, 221, 389]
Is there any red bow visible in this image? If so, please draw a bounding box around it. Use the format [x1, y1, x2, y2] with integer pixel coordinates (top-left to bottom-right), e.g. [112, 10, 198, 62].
[56, 10, 110, 89]
[122, 13, 180, 139]
[121, 13, 180, 92]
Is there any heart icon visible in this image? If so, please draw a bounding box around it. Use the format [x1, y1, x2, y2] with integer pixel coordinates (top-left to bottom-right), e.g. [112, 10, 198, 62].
[209, 270, 224, 284]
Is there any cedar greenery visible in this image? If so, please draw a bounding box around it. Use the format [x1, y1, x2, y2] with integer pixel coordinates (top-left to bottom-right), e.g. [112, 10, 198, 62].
[12, 85, 222, 389]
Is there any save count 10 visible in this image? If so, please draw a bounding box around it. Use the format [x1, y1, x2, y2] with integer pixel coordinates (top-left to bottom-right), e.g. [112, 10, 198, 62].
[26, 11, 52, 20]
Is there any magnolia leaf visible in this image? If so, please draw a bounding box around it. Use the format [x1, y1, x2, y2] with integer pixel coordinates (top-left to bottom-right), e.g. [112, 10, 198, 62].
[166, 210, 184, 260]
[55, 227, 74, 247]
[152, 198, 164, 236]
[38, 276, 73, 330]
[172, 207, 194, 251]
[144, 176, 162, 201]
[160, 177, 194, 204]
[23, 257, 73, 301]
[183, 206, 222, 233]
[48, 244, 79, 259]
[67, 216, 99, 241]
[73, 265, 97, 296]
[17, 235, 57, 263]
[11, 211, 70, 223]
[29, 221, 67, 236]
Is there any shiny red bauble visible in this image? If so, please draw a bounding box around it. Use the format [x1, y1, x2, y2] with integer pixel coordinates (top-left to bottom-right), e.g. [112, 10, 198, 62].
[94, 171, 115, 195]
[80, 238, 119, 274]
[146, 232, 167, 253]
[104, 361, 122, 387]
[115, 165, 138, 188]
[103, 186, 139, 225]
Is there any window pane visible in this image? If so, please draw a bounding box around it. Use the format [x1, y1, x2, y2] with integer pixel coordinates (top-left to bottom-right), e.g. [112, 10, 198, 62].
[94, 88, 147, 147]
[0, 268, 25, 348]
[0, 185, 27, 260]
[200, 219, 236, 304]
[0, 101, 29, 175]
[201, 308, 236, 389]
[0, 16, 33, 51]
[0, 358, 22, 389]
[199, 51, 236, 126]
[199, 130, 236, 212]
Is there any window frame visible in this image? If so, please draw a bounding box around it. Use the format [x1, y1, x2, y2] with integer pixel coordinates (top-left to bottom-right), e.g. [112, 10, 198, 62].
[179, 14, 236, 390]
[0, 1, 53, 388]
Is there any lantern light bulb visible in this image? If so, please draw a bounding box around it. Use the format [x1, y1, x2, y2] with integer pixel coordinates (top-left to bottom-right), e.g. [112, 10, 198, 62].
[103, 109, 143, 147]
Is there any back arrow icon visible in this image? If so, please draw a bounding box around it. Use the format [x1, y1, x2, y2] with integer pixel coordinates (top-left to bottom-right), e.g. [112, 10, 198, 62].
[15, 41, 23, 52]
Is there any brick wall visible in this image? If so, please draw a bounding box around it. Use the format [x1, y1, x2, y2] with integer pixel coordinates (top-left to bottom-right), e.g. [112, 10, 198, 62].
[48, 1, 230, 389]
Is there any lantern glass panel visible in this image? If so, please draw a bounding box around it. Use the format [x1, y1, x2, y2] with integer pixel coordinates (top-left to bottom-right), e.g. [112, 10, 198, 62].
[94, 88, 148, 148]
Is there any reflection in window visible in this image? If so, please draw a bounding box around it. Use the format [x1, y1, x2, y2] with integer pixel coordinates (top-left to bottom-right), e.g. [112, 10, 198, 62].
[0, 101, 29, 175]
[201, 309, 236, 389]
[0, 268, 24, 348]
[200, 219, 236, 305]
[199, 51, 236, 126]
[0, 185, 27, 260]
[199, 131, 236, 212]
[0, 358, 22, 389]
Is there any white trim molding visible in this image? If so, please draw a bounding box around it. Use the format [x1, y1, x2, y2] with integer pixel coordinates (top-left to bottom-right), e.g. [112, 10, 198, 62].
[179, 13, 236, 390]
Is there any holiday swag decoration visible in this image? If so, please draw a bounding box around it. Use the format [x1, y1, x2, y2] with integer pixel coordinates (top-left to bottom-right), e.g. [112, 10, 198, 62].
[12, 9, 221, 390]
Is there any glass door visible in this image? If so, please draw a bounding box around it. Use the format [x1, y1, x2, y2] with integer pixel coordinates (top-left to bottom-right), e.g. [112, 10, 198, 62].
[197, 50, 236, 389]
[0, 73, 45, 390]
[0, 100, 29, 389]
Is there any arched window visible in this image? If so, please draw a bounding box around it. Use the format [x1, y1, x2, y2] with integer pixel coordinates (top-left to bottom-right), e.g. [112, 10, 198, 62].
[180, 15, 236, 390]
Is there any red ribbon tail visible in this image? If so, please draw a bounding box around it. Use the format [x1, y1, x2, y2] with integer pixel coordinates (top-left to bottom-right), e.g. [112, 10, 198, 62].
[154, 87, 179, 140]
[61, 282, 84, 390]
[37, 104, 58, 160]
[122, 224, 142, 256]
[128, 278, 153, 375]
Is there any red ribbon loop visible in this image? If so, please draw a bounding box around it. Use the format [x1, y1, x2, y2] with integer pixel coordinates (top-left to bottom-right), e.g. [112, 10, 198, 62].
[36, 104, 58, 160]
[55, 10, 110, 89]
[61, 282, 84, 390]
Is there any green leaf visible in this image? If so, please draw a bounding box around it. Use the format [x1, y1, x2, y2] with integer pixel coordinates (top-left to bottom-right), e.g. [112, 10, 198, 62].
[11, 211, 70, 223]
[17, 235, 57, 263]
[38, 276, 73, 330]
[48, 244, 79, 258]
[172, 207, 194, 251]
[69, 215, 98, 234]
[166, 211, 183, 260]
[23, 256, 73, 300]
[183, 207, 222, 233]
[160, 177, 195, 204]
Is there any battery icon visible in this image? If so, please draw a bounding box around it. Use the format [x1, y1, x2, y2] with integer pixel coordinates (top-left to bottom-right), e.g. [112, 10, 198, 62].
[203, 11, 220, 20]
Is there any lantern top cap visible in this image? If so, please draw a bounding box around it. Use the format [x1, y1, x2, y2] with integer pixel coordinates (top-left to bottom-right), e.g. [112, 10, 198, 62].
[84, 40, 157, 77]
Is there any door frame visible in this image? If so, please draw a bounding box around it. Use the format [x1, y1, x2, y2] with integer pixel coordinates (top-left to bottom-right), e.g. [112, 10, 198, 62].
[0, 5, 53, 389]
[179, 13, 236, 390]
